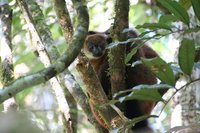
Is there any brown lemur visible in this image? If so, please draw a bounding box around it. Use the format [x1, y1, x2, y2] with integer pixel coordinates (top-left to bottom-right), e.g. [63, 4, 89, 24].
[82, 30, 158, 131]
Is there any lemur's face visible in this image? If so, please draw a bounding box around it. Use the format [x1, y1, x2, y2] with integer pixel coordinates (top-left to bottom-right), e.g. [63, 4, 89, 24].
[83, 34, 107, 60]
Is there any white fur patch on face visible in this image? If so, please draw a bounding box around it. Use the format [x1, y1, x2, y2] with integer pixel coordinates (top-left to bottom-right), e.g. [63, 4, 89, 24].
[83, 50, 102, 60]
[83, 49, 105, 60]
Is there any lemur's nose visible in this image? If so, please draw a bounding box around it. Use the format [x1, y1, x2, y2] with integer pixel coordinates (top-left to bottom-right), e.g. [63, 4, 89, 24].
[93, 47, 103, 57]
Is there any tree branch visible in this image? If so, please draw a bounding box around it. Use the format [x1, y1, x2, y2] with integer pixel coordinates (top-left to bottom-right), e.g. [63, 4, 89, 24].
[0, 4, 13, 85]
[76, 55, 127, 131]
[109, 0, 129, 95]
[53, 0, 73, 42]
[53, 0, 106, 132]
[0, 0, 89, 109]
[0, 3, 17, 111]
[63, 71, 107, 133]
[16, 0, 79, 132]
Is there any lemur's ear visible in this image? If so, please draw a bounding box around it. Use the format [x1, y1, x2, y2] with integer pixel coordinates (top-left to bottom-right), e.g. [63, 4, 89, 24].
[100, 34, 112, 44]
[106, 36, 112, 44]
[88, 30, 112, 44]
[128, 29, 138, 38]
[88, 31, 98, 35]
[104, 30, 112, 44]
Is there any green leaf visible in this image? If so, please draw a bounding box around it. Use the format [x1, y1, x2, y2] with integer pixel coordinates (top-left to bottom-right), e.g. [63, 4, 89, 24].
[129, 115, 156, 125]
[138, 31, 154, 38]
[120, 89, 162, 102]
[183, 27, 200, 34]
[115, 84, 171, 96]
[157, 0, 190, 26]
[125, 47, 138, 64]
[178, 38, 195, 75]
[159, 15, 178, 24]
[191, 0, 200, 21]
[136, 23, 171, 31]
[125, 115, 153, 128]
[131, 60, 142, 67]
[117, 84, 170, 102]
[142, 57, 176, 86]
[179, 0, 191, 10]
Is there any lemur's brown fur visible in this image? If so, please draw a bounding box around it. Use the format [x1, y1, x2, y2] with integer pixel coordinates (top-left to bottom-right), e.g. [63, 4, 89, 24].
[83, 34, 108, 76]
[83, 30, 158, 131]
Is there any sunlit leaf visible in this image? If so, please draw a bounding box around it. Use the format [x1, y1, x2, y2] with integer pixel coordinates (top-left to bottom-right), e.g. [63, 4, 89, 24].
[131, 60, 142, 67]
[115, 84, 170, 103]
[125, 47, 138, 64]
[124, 115, 157, 129]
[178, 38, 195, 75]
[136, 23, 171, 31]
[119, 89, 162, 102]
[142, 57, 176, 86]
[115, 84, 171, 96]
[191, 0, 200, 21]
[157, 0, 190, 26]
[138, 30, 154, 38]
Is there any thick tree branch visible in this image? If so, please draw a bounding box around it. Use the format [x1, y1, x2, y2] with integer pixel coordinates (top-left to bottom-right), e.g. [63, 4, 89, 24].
[76, 55, 127, 131]
[62, 71, 107, 133]
[0, 0, 89, 108]
[0, 4, 13, 85]
[53, 0, 73, 42]
[16, 0, 78, 132]
[0, 3, 17, 111]
[109, 0, 129, 95]
[53, 0, 106, 132]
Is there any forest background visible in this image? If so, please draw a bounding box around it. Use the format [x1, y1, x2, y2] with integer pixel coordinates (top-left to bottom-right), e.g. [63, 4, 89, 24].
[0, 0, 200, 133]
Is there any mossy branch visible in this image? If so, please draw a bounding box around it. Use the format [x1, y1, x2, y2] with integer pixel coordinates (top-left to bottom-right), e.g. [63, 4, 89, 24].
[76, 55, 127, 131]
[62, 71, 107, 133]
[53, 0, 106, 132]
[109, 0, 129, 95]
[53, 0, 74, 42]
[16, 0, 79, 132]
[0, 4, 13, 85]
[0, 0, 89, 106]
[0, 3, 17, 111]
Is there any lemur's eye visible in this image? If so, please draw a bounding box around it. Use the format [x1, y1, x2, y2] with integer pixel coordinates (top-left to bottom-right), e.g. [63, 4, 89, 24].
[88, 43, 95, 51]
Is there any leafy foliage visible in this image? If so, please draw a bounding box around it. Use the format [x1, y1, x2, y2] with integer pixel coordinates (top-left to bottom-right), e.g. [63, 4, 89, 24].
[179, 0, 191, 10]
[111, 0, 200, 131]
[157, 0, 190, 26]
[136, 23, 172, 31]
[2, 0, 200, 132]
[178, 38, 195, 75]
[142, 57, 175, 86]
[125, 47, 138, 64]
[114, 84, 170, 103]
[191, 0, 200, 21]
